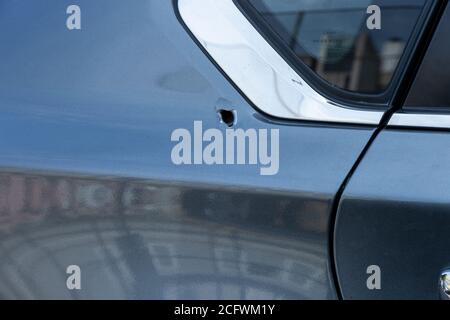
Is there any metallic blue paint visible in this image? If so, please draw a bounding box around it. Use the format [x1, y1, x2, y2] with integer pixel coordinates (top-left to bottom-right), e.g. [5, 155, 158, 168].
[0, 0, 377, 299]
[335, 129, 450, 299]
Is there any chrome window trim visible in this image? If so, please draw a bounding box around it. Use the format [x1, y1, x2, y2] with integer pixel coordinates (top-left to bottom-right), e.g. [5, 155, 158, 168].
[388, 113, 450, 129]
[178, 0, 384, 125]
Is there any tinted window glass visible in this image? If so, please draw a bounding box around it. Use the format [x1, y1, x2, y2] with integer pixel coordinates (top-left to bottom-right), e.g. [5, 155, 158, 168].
[246, 0, 427, 94]
[405, 5, 450, 111]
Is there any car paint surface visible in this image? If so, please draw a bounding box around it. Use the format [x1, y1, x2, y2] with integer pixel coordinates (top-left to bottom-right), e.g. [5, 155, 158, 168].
[0, 0, 379, 299]
[335, 129, 450, 299]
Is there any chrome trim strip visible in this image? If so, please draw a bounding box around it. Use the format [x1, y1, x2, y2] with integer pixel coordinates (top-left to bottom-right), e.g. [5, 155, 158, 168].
[178, 0, 384, 125]
[388, 113, 450, 129]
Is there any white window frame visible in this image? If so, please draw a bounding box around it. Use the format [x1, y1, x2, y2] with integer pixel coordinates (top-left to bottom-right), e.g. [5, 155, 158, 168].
[178, 0, 384, 125]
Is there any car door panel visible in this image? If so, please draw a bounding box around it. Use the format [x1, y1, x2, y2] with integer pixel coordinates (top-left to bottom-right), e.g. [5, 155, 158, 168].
[335, 129, 450, 299]
[335, 2, 450, 299]
[0, 0, 379, 299]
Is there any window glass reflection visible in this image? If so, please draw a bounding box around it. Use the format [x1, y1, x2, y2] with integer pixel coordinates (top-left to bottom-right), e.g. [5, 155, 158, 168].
[248, 0, 427, 93]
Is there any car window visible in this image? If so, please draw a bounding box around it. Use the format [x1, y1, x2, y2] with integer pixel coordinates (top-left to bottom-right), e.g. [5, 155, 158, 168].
[404, 4, 450, 111]
[244, 0, 428, 94]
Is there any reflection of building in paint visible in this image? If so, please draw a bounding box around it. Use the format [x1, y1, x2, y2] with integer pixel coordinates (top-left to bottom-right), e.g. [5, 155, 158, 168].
[0, 172, 332, 299]
[0, 174, 182, 232]
[123, 184, 182, 217]
[0, 218, 328, 299]
[0, 173, 328, 235]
